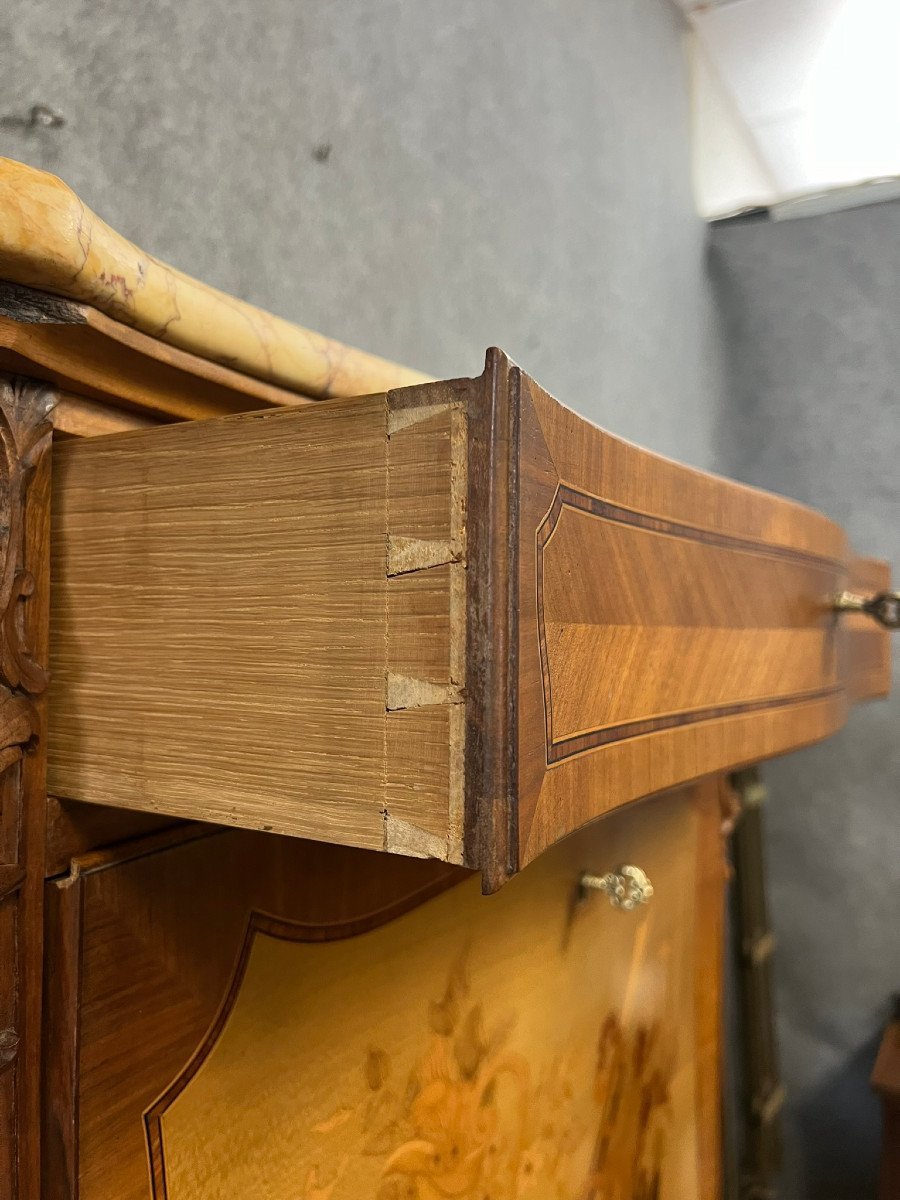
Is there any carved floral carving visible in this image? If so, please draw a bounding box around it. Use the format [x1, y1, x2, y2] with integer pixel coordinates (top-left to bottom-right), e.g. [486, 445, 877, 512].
[0, 372, 55, 1200]
[0, 375, 55, 782]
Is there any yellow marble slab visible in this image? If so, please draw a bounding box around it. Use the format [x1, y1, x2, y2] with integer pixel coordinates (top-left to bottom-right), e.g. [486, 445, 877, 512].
[0, 157, 430, 398]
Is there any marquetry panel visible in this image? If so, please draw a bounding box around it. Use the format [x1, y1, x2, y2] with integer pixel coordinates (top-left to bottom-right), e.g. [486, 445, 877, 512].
[538, 487, 842, 756]
[43, 829, 467, 1200]
[153, 788, 713, 1200]
[42, 784, 724, 1200]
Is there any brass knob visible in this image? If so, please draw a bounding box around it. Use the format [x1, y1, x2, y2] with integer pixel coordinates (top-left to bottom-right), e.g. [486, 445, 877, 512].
[580, 865, 653, 910]
[833, 589, 900, 629]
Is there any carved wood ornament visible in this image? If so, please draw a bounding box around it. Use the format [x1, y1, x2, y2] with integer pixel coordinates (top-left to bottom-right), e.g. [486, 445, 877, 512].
[0, 373, 56, 1200]
[0, 378, 54, 761]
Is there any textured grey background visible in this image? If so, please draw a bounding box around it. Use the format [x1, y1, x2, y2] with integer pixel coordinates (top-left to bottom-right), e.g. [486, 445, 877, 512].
[1, 0, 724, 469]
[1, 1, 895, 1197]
[711, 211, 900, 1198]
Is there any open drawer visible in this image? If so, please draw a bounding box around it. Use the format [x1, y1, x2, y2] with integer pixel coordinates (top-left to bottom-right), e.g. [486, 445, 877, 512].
[47, 349, 891, 888]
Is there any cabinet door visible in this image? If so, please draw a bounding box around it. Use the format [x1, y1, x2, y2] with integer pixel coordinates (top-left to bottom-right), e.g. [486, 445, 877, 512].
[43, 781, 725, 1200]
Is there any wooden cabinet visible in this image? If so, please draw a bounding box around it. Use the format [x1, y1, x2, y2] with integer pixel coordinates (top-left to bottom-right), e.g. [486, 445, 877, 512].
[0, 158, 892, 1198]
[44, 784, 724, 1200]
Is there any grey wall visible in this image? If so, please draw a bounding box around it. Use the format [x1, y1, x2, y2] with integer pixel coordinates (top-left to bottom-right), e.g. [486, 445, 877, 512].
[1, 0, 724, 470]
[712, 208, 900, 1199]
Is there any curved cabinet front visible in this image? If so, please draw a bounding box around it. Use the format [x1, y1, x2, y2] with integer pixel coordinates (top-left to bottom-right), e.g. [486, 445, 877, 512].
[43, 783, 724, 1200]
[48, 351, 891, 888]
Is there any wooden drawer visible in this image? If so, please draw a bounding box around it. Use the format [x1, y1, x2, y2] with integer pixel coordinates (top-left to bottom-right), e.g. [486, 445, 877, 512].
[48, 350, 890, 887]
[0, 155, 890, 1200]
[43, 781, 724, 1200]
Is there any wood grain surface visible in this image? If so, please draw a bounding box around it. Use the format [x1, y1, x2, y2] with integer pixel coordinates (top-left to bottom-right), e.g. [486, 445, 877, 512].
[507, 354, 890, 877]
[47, 351, 892, 883]
[42, 783, 724, 1200]
[49, 387, 468, 862]
[0, 158, 429, 398]
[0, 373, 57, 1200]
[41, 824, 466, 1200]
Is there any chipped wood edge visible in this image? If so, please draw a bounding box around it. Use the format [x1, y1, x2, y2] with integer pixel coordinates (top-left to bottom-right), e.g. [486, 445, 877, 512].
[386, 675, 461, 711]
[381, 815, 449, 860]
[387, 536, 457, 576]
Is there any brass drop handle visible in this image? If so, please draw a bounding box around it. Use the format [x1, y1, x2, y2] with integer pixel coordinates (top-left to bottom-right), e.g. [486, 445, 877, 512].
[833, 589, 900, 629]
[580, 865, 653, 910]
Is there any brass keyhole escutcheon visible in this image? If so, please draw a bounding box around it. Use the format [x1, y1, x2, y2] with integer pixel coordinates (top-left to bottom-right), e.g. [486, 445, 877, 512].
[833, 589, 900, 629]
[579, 865, 654, 911]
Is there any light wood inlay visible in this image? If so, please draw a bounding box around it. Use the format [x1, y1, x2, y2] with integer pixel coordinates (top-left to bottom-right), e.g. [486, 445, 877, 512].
[145, 788, 717, 1200]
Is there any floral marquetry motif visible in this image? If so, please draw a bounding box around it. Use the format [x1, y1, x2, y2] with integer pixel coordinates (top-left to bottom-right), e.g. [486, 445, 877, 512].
[308, 951, 670, 1200]
[144, 794, 704, 1200]
[587, 1016, 671, 1200]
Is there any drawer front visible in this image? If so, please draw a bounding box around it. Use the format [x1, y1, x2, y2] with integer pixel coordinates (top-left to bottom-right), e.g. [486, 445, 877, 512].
[44, 784, 724, 1200]
[510, 362, 890, 878]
